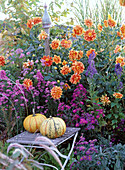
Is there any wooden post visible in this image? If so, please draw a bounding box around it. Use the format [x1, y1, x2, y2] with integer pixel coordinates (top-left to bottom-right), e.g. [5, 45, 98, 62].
[42, 3, 52, 57]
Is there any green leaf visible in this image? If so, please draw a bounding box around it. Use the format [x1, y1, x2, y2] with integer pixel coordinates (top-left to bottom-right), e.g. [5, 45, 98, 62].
[115, 159, 121, 170]
[112, 119, 117, 125]
[111, 102, 117, 108]
[106, 114, 112, 119]
[114, 114, 118, 119]
[44, 76, 52, 81]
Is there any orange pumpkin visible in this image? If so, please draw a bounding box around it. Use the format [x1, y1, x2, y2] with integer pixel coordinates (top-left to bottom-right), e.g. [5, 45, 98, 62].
[40, 116, 66, 138]
[23, 109, 46, 133]
[119, 0, 125, 6]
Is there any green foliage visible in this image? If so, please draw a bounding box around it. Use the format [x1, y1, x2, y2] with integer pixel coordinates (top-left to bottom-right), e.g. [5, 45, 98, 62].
[71, 0, 124, 26]
[71, 136, 125, 170]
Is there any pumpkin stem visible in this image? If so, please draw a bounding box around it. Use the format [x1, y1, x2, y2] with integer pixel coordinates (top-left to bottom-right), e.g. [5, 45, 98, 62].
[33, 108, 36, 117]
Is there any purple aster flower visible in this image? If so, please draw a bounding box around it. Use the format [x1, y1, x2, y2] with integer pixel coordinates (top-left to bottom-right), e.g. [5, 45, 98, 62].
[0, 70, 8, 80]
[87, 155, 92, 161]
[35, 59, 39, 63]
[75, 123, 79, 127]
[97, 161, 101, 165]
[19, 53, 25, 58]
[73, 114, 80, 119]
[79, 136, 85, 141]
[26, 52, 30, 55]
[20, 103, 24, 106]
[10, 52, 14, 56]
[40, 59, 45, 66]
[86, 150, 91, 155]
[115, 63, 122, 78]
[80, 118, 88, 124]
[15, 48, 23, 54]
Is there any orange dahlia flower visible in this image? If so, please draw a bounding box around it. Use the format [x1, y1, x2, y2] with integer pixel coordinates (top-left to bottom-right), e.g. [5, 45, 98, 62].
[72, 61, 85, 74]
[27, 19, 33, 29]
[69, 50, 78, 61]
[38, 30, 48, 40]
[60, 39, 72, 49]
[86, 48, 97, 58]
[51, 39, 60, 50]
[63, 83, 70, 90]
[23, 60, 34, 69]
[120, 24, 125, 35]
[23, 62, 28, 68]
[73, 25, 84, 36]
[33, 17, 42, 25]
[60, 65, 71, 75]
[77, 50, 83, 60]
[53, 55, 61, 64]
[116, 56, 125, 67]
[113, 92, 123, 99]
[108, 19, 116, 27]
[98, 23, 103, 32]
[62, 60, 68, 66]
[23, 78, 33, 89]
[51, 86, 62, 99]
[84, 19, 93, 28]
[0, 55, 5, 66]
[100, 94, 111, 106]
[84, 29, 96, 41]
[70, 73, 81, 84]
[117, 31, 122, 37]
[114, 45, 121, 53]
[104, 20, 108, 27]
[41, 55, 53, 66]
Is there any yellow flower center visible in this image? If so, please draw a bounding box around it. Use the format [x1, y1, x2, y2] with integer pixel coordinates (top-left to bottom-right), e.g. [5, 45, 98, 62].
[88, 32, 92, 36]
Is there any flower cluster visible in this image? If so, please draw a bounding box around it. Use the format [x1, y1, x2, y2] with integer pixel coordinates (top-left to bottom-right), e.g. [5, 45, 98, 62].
[60, 65, 71, 75]
[23, 78, 33, 90]
[114, 45, 121, 53]
[117, 24, 125, 39]
[38, 30, 48, 40]
[86, 48, 97, 58]
[113, 92, 123, 99]
[84, 29, 96, 41]
[57, 84, 104, 130]
[71, 61, 85, 74]
[51, 86, 62, 99]
[23, 59, 34, 69]
[27, 17, 42, 29]
[50, 39, 60, 50]
[53, 55, 61, 64]
[0, 55, 5, 66]
[40, 55, 53, 67]
[70, 136, 99, 169]
[98, 23, 103, 32]
[100, 94, 111, 106]
[72, 25, 84, 36]
[60, 39, 72, 48]
[115, 56, 125, 67]
[84, 18, 93, 28]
